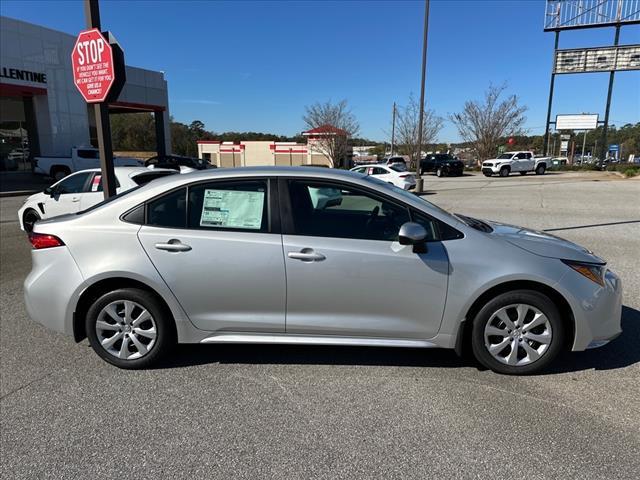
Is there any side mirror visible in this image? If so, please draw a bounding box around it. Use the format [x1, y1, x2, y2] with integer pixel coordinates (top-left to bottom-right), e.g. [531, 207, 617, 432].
[44, 186, 55, 197]
[398, 222, 428, 253]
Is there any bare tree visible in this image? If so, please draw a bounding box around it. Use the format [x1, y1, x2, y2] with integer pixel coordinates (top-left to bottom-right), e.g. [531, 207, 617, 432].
[395, 94, 443, 165]
[303, 99, 359, 168]
[450, 84, 527, 164]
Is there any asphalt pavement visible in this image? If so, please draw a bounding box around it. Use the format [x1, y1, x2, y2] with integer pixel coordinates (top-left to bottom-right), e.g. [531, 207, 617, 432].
[1, 171, 639, 479]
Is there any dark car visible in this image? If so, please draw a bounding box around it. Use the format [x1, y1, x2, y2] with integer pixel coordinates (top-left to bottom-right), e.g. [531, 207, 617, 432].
[420, 154, 464, 177]
[145, 155, 214, 171]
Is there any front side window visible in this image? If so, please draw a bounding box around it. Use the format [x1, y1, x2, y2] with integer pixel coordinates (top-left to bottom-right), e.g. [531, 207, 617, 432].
[288, 180, 410, 241]
[88, 173, 121, 192]
[187, 180, 268, 232]
[55, 172, 92, 194]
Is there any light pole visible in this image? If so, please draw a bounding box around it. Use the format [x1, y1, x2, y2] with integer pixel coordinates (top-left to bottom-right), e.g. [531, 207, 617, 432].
[390, 102, 396, 156]
[414, 0, 430, 193]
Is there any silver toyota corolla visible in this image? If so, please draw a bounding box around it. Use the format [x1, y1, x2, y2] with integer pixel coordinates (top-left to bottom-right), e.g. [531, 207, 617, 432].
[24, 167, 622, 374]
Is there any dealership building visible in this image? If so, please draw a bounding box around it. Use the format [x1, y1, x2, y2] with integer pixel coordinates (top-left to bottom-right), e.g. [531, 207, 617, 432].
[197, 125, 353, 168]
[0, 16, 171, 172]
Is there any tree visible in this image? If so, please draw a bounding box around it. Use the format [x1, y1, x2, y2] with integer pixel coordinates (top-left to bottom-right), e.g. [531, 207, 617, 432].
[450, 84, 527, 164]
[303, 99, 359, 168]
[395, 94, 443, 165]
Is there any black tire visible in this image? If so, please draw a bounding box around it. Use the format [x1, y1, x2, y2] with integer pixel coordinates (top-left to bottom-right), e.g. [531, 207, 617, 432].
[86, 288, 175, 369]
[436, 167, 444, 177]
[535, 164, 546, 175]
[499, 167, 510, 177]
[519, 171, 527, 176]
[470, 290, 565, 375]
[22, 208, 41, 233]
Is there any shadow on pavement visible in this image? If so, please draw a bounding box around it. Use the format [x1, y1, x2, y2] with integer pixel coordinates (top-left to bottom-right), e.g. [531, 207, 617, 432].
[156, 305, 640, 374]
[546, 305, 640, 374]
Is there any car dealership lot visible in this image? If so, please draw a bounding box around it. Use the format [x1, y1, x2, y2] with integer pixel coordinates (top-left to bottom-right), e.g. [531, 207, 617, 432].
[1, 171, 638, 479]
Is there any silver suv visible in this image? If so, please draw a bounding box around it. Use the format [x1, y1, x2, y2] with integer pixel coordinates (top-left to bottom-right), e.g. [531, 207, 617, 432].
[24, 167, 622, 374]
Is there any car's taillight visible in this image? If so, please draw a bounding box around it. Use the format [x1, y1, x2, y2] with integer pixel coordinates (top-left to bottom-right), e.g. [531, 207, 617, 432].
[28, 232, 65, 249]
[399, 173, 414, 178]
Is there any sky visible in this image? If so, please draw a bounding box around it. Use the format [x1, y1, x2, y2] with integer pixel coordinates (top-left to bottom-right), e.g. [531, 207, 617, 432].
[2, 0, 639, 142]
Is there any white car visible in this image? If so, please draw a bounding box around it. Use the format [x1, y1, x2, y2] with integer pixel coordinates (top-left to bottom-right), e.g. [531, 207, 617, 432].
[482, 151, 548, 177]
[18, 167, 177, 232]
[351, 164, 417, 190]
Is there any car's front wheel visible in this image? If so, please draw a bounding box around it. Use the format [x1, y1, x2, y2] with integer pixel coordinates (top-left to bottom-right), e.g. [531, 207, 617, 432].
[436, 167, 444, 177]
[86, 288, 174, 369]
[499, 167, 510, 177]
[470, 290, 565, 375]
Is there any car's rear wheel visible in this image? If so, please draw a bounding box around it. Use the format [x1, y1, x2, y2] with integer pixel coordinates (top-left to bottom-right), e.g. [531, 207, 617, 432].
[22, 209, 41, 233]
[499, 167, 510, 177]
[536, 164, 546, 175]
[86, 288, 174, 369]
[470, 290, 564, 375]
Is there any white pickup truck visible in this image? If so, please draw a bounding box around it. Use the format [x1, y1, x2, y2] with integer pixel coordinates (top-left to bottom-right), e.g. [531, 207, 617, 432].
[33, 146, 142, 180]
[482, 151, 549, 177]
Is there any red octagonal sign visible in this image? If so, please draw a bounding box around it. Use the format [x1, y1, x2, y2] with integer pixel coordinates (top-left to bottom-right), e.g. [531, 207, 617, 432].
[71, 28, 115, 103]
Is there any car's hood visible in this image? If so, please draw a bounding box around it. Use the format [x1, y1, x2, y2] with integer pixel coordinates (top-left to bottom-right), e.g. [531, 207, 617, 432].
[486, 220, 605, 264]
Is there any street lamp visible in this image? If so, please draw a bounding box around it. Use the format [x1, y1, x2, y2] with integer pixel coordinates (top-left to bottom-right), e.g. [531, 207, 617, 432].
[414, 0, 430, 194]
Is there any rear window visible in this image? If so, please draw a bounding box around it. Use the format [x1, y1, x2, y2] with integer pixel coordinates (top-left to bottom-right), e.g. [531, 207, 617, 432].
[390, 164, 407, 172]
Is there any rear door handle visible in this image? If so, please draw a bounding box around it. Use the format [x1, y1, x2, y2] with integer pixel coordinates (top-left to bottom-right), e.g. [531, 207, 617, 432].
[287, 248, 325, 262]
[155, 239, 192, 252]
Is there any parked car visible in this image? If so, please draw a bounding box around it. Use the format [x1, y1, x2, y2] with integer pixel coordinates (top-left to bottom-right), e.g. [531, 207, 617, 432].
[18, 167, 177, 232]
[145, 154, 214, 173]
[482, 151, 549, 177]
[351, 163, 417, 190]
[420, 154, 464, 177]
[24, 167, 622, 374]
[382, 156, 407, 166]
[33, 146, 143, 181]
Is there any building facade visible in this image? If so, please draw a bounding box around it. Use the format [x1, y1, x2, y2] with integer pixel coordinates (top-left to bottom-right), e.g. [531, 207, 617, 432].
[0, 16, 171, 172]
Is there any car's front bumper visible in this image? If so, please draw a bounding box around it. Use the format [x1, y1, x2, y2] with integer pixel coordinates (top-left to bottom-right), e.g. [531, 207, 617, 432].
[557, 267, 623, 351]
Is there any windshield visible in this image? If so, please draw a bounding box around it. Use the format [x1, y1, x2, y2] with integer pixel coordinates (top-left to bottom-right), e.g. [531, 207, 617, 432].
[497, 153, 513, 159]
[389, 164, 407, 172]
[363, 176, 457, 219]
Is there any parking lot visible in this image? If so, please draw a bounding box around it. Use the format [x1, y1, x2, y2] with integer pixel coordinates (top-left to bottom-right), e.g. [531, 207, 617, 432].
[1, 170, 639, 479]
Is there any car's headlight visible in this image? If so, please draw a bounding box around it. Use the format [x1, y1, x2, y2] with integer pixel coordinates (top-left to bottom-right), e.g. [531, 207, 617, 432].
[495, 162, 501, 166]
[562, 259, 605, 286]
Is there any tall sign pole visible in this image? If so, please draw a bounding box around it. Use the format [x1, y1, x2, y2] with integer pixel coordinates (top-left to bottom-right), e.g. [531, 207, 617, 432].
[599, 25, 621, 161]
[390, 102, 396, 156]
[543, 30, 559, 156]
[414, 0, 430, 194]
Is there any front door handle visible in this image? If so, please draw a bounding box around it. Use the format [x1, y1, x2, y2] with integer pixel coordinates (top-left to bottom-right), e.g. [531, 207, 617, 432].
[71, 196, 80, 202]
[287, 248, 325, 262]
[155, 239, 192, 252]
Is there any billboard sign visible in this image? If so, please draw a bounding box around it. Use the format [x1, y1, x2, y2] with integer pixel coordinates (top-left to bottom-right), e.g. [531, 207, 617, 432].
[554, 45, 640, 74]
[609, 144, 619, 152]
[556, 114, 599, 130]
[545, 0, 640, 31]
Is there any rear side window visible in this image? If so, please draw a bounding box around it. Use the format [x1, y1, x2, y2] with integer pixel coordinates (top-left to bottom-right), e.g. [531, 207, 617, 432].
[147, 188, 187, 228]
[187, 180, 268, 232]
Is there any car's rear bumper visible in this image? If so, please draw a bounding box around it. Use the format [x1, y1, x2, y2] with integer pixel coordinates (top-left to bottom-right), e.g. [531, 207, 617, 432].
[24, 246, 83, 337]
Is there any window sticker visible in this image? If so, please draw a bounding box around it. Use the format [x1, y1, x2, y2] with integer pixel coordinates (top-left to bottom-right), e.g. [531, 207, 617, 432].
[91, 175, 102, 192]
[200, 189, 265, 229]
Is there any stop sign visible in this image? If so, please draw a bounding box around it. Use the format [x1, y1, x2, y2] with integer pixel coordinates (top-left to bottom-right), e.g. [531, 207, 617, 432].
[71, 28, 115, 103]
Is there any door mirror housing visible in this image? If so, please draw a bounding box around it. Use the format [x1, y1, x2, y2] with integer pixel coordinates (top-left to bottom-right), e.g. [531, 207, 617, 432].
[44, 186, 55, 197]
[398, 222, 428, 253]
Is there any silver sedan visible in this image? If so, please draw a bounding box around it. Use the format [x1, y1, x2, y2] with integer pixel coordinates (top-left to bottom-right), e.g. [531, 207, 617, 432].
[23, 167, 622, 374]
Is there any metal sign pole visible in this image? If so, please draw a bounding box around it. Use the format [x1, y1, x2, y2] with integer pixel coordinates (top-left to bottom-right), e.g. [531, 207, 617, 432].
[543, 31, 560, 156]
[390, 102, 396, 156]
[599, 25, 621, 161]
[414, 0, 430, 193]
[84, 0, 117, 199]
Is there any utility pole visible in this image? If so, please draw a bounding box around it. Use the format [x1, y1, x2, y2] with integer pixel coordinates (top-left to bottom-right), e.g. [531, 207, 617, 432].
[414, 0, 430, 193]
[84, 0, 117, 199]
[390, 102, 396, 156]
[581, 130, 587, 160]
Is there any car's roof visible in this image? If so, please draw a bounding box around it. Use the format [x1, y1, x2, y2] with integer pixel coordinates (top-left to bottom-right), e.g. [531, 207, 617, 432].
[72, 166, 170, 177]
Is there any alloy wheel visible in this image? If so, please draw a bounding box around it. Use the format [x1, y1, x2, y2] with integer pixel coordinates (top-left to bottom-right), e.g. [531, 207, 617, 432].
[483, 303, 552, 367]
[95, 300, 157, 360]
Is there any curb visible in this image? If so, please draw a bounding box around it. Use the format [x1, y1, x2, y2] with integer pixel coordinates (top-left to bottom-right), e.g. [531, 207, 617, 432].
[0, 190, 38, 198]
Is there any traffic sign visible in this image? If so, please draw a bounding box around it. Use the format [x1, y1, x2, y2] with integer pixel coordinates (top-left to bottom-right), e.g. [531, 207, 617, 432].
[71, 28, 115, 103]
[609, 144, 619, 152]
